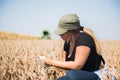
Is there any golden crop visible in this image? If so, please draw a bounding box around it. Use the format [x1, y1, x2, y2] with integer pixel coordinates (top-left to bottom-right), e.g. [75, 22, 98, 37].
[0, 31, 120, 80]
[0, 31, 40, 40]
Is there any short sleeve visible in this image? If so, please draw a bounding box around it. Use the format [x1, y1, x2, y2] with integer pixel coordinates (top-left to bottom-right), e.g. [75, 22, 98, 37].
[76, 34, 93, 48]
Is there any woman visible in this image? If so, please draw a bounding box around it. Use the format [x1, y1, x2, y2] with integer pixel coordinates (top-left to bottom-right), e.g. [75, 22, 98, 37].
[38, 14, 105, 80]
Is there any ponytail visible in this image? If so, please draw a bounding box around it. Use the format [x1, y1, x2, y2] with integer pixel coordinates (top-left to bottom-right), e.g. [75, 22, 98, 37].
[83, 27, 101, 54]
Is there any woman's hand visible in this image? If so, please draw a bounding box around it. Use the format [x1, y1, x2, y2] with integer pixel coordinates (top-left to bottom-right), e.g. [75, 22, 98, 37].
[36, 56, 46, 63]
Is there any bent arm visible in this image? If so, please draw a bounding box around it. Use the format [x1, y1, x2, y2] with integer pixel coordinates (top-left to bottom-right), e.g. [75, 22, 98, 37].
[45, 46, 90, 70]
[62, 51, 66, 61]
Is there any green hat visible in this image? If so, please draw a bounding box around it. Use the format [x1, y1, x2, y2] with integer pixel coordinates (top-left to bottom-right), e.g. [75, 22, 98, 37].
[54, 14, 82, 35]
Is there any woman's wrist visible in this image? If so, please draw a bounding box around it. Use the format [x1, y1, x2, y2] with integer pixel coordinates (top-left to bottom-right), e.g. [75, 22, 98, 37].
[45, 58, 56, 66]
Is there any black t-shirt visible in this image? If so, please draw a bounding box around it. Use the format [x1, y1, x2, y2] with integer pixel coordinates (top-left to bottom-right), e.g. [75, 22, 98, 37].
[64, 32, 105, 71]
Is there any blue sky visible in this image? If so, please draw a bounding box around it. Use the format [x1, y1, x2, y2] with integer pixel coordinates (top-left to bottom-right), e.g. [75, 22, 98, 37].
[0, 0, 120, 40]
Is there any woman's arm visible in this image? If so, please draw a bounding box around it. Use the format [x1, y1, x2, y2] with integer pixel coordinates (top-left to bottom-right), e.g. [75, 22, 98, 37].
[45, 46, 90, 70]
[62, 51, 66, 61]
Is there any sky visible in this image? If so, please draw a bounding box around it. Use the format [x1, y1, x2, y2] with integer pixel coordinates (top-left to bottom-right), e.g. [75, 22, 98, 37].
[0, 0, 120, 40]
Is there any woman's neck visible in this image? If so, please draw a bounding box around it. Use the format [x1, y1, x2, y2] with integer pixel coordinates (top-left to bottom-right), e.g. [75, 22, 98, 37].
[70, 32, 80, 44]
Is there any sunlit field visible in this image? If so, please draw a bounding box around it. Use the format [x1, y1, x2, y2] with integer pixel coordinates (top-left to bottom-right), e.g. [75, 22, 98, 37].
[0, 31, 120, 80]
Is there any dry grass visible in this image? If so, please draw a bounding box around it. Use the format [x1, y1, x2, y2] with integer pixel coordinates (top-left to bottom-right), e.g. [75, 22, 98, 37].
[0, 31, 40, 40]
[100, 40, 120, 80]
[0, 40, 67, 80]
[0, 31, 120, 80]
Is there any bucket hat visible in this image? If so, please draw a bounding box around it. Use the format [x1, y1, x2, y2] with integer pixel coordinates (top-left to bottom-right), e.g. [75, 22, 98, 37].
[54, 14, 82, 35]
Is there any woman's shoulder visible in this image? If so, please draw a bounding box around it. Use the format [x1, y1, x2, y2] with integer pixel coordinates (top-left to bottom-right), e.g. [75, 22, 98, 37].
[78, 32, 93, 41]
[76, 32, 94, 47]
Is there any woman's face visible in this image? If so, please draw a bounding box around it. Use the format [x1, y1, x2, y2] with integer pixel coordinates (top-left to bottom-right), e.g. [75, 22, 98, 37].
[59, 32, 68, 41]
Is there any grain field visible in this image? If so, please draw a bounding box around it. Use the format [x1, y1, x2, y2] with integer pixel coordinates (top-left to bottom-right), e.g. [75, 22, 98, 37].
[0, 32, 120, 80]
